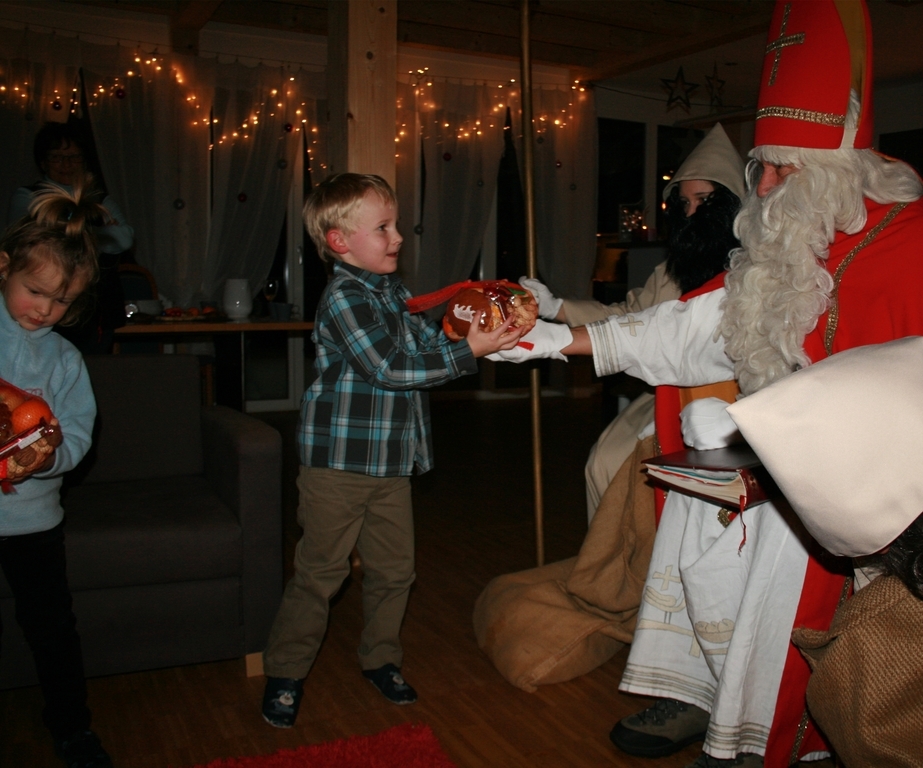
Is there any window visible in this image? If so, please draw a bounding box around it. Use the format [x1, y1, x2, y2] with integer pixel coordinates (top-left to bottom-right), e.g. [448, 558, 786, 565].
[597, 118, 645, 238]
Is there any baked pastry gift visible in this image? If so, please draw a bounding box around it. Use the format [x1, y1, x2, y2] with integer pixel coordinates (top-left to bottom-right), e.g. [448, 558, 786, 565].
[442, 280, 538, 341]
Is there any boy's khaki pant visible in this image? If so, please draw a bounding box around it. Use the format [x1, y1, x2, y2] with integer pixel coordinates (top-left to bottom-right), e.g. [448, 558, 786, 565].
[262, 467, 415, 680]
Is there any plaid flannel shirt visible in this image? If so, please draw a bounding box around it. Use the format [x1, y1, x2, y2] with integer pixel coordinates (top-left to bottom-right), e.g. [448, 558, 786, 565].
[300, 261, 478, 477]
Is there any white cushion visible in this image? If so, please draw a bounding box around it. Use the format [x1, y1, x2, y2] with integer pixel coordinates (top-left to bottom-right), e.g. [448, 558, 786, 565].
[727, 337, 923, 556]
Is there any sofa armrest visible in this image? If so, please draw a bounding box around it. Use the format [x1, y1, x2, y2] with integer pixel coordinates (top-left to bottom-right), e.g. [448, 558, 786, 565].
[201, 406, 284, 654]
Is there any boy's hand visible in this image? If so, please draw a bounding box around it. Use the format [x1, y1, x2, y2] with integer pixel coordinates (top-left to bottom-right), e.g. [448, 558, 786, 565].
[465, 311, 526, 358]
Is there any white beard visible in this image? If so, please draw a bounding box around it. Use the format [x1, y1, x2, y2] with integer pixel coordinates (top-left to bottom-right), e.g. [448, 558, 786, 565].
[718, 164, 835, 396]
[719, 146, 922, 396]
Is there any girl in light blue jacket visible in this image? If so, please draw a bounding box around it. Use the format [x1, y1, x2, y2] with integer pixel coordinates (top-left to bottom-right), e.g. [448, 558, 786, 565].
[0, 183, 113, 768]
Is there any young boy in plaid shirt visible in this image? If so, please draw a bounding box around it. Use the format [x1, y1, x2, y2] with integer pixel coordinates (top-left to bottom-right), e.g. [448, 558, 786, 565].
[261, 173, 524, 727]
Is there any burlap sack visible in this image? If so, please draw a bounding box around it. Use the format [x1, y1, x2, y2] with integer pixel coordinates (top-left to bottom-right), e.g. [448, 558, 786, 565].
[793, 575, 923, 767]
[473, 435, 657, 692]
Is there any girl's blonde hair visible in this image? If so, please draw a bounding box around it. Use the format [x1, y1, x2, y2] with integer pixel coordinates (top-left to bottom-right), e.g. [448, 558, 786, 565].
[303, 173, 397, 262]
[1, 177, 108, 325]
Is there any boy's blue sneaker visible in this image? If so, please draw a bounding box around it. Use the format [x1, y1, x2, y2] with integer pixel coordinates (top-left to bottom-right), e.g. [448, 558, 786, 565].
[261, 676, 305, 728]
[362, 663, 418, 705]
[54, 729, 113, 768]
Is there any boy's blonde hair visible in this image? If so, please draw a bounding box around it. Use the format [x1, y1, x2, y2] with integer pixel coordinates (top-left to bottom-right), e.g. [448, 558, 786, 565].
[303, 173, 397, 262]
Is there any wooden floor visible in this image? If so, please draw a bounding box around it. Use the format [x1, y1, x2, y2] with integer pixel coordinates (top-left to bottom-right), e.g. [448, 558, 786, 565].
[1, 393, 704, 768]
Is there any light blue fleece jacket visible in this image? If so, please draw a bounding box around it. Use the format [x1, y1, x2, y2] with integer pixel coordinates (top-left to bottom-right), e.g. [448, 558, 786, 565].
[0, 293, 96, 536]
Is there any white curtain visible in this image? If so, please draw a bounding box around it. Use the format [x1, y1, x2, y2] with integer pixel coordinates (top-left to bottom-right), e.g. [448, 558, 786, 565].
[398, 79, 597, 302]
[200, 63, 323, 306]
[0, 25, 592, 307]
[84, 48, 211, 307]
[0, 27, 83, 228]
[87, 55, 325, 308]
[0, 26, 326, 308]
[510, 85, 598, 301]
[413, 81, 506, 296]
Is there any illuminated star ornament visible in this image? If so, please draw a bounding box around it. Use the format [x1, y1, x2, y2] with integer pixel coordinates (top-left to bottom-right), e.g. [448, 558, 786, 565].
[706, 62, 725, 109]
[661, 66, 699, 112]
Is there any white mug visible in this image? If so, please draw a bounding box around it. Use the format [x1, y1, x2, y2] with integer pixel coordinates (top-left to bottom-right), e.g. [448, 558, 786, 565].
[223, 278, 252, 319]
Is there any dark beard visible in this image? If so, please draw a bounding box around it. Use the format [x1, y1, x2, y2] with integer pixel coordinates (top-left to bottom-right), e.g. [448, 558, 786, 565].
[665, 184, 741, 295]
[882, 511, 923, 600]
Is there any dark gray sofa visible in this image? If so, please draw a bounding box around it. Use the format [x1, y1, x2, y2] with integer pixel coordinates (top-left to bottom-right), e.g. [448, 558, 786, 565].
[0, 354, 284, 689]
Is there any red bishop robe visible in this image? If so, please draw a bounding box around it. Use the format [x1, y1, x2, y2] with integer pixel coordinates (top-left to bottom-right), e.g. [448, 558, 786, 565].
[652, 196, 923, 764]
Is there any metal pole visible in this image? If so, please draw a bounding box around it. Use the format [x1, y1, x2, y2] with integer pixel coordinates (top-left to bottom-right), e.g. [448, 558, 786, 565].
[520, 0, 544, 566]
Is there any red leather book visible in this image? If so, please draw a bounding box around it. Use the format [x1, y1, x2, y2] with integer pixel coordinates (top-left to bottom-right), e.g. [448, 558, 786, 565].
[643, 444, 778, 512]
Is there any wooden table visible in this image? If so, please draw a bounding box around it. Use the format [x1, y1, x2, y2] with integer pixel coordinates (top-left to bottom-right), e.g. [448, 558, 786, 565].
[115, 318, 315, 409]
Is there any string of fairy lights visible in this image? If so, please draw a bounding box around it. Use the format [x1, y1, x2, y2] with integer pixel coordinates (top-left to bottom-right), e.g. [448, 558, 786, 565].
[395, 65, 589, 161]
[0, 24, 590, 181]
[0, 78, 81, 115]
[0, 44, 321, 173]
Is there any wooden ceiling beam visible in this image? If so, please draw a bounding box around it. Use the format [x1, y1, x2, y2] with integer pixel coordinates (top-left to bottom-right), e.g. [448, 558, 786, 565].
[61, 0, 172, 17]
[397, 19, 600, 69]
[170, 1, 222, 54]
[399, 0, 631, 51]
[528, 0, 765, 36]
[578, 16, 771, 83]
[58, 0, 776, 79]
[170, 0, 221, 56]
[174, 0, 222, 28]
[209, 0, 328, 36]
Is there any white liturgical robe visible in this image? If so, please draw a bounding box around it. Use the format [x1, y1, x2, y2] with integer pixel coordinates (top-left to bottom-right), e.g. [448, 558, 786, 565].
[586, 289, 813, 760]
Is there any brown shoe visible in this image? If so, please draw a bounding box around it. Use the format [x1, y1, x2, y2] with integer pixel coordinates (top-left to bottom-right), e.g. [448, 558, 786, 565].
[610, 698, 710, 757]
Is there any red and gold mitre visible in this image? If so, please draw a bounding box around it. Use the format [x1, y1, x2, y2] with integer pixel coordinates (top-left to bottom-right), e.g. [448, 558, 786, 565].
[754, 0, 873, 150]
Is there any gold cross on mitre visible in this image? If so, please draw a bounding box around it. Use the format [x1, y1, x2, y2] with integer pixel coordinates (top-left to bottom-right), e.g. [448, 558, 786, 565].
[766, 3, 806, 86]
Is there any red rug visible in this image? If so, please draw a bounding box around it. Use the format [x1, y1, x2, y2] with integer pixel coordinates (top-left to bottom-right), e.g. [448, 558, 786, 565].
[185, 723, 457, 768]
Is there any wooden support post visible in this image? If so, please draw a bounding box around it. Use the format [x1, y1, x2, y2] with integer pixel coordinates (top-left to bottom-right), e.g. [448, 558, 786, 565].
[327, 0, 398, 187]
[245, 652, 264, 678]
[520, 0, 545, 567]
[168, 1, 223, 55]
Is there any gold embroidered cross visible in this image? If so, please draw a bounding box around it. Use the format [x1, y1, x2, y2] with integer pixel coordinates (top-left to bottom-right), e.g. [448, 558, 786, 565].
[618, 315, 644, 336]
[652, 564, 682, 591]
[766, 3, 805, 86]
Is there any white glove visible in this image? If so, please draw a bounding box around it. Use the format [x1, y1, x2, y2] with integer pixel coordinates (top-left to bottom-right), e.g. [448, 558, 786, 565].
[680, 397, 742, 450]
[487, 320, 573, 363]
[519, 277, 564, 321]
